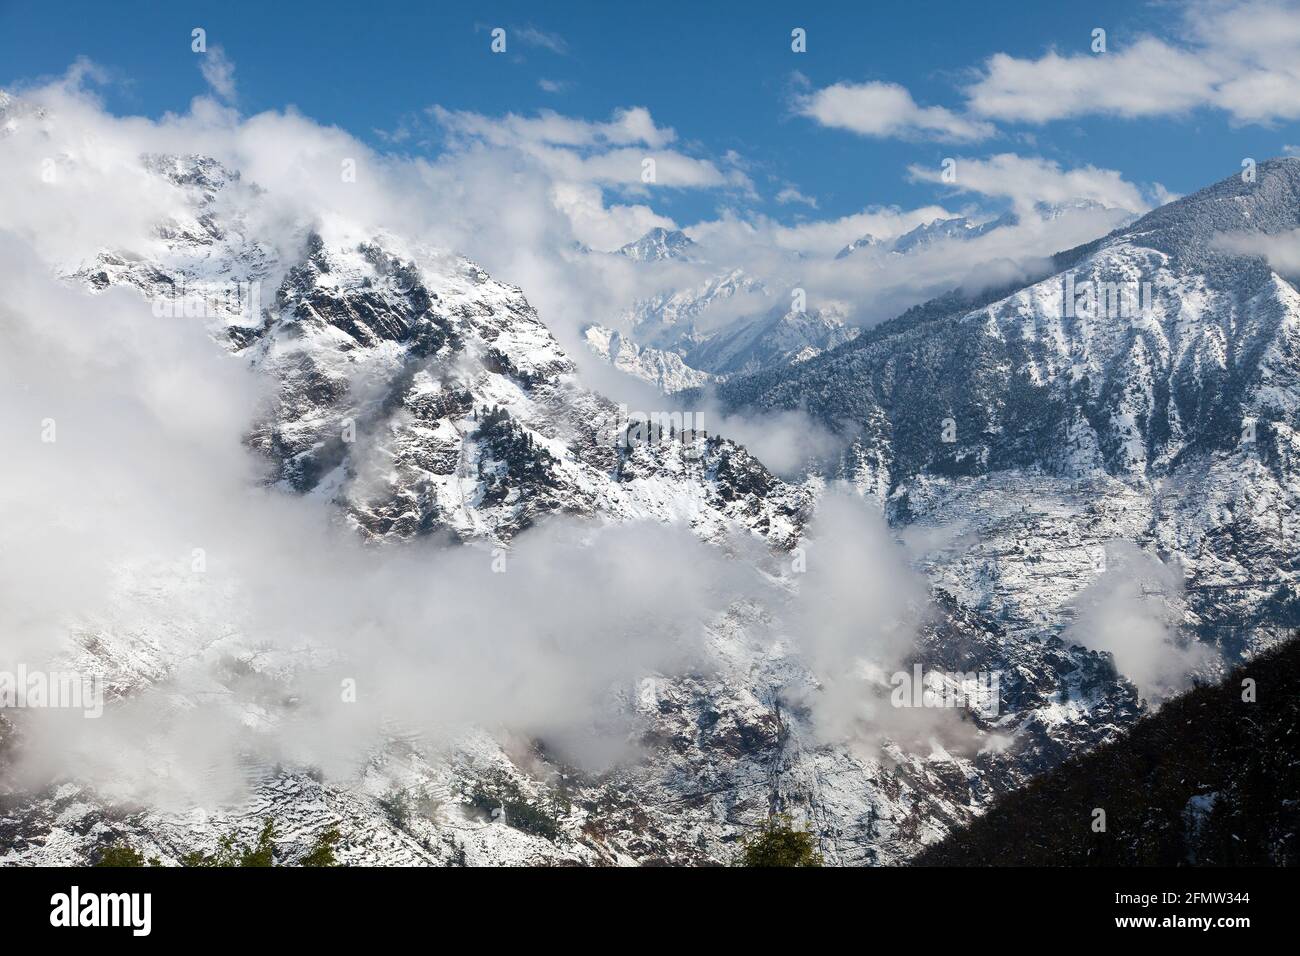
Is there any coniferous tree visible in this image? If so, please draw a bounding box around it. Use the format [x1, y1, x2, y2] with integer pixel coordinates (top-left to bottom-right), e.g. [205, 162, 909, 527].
[94, 843, 160, 867]
[735, 814, 823, 867]
[300, 826, 341, 867]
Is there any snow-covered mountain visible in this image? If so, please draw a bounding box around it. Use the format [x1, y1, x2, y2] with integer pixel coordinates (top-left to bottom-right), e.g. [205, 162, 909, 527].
[3, 85, 1293, 868]
[682, 304, 861, 376]
[707, 159, 1300, 655]
[892, 213, 1014, 254]
[835, 203, 1135, 262]
[835, 234, 883, 260]
[835, 214, 1013, 261]
[583, 324, 720, 393]
[584, 300, 861, 391]
[71, 159, 805, 548]
[592, 205, 1131, 394]
[584, 246, 860, 392]
[616, 227, 697, 263]
[0, 134, 1115, 868]
[584, 265, 766, 391]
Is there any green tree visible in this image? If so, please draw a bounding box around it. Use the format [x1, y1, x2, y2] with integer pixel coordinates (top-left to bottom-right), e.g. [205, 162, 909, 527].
[181, 835, 234, 867]
[94, 842, 160, 867]
[240, 819, 277, 867]
[182, 818, 277, 867]
[736, 814, 824, 867]
[300, 826, 341, 867]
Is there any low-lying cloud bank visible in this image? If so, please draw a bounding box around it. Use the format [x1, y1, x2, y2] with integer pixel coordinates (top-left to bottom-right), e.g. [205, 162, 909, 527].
[0, 259, 949, 801]
[0, 208, 944, 810]
[0, 63, 1208, 815]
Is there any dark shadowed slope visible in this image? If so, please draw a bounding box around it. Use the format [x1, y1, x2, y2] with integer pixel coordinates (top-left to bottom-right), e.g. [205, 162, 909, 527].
[914, 632, 1300, 866]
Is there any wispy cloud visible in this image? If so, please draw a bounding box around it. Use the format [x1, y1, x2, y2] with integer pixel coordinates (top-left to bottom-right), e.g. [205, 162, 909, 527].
[431, 105, 675, 149]
[965, 0, 1300, 125]
[198, 45, 236, 103]
[428, 105, 753, 192]
[907, 153, 1154, 214]
[514, 25, 569, 55]
[795, 80, 994, 142]
[1214, 226, 1300, 274]
[775, 185, 818, 208]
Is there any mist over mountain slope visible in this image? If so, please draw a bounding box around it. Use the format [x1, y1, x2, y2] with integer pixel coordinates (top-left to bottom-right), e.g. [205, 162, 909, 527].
[67, 155, 809, 548]
[585, 201, 1137, 395]
[703, 159, 1300, 655]
[0, 78, 1292, 870]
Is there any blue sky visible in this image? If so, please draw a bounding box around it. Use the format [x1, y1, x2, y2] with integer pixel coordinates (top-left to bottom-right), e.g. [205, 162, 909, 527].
[5, 0, 1300, 231]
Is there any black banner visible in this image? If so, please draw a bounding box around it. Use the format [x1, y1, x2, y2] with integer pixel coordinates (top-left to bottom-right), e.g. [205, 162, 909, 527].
[0, 865, 1282, 941]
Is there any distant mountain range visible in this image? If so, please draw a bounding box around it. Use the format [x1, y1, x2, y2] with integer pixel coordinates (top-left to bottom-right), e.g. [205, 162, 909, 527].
[587, 201, 1137, 394]
[835, 202, 1130, 260]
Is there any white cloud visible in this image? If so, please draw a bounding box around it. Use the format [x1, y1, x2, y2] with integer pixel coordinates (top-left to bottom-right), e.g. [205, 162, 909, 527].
[907, 153, 1153, 214]
[431, 105, 674, 149]
[775, 186, 818, 208]
[788, 489, 985, 753]
[1065, 542, 1216, 701]
[688, 203, 958, 260]
[422, 104, 752, 260]
[513, 25, 569, 55]
[535, 143, 737, 189]
[967, 39, 1215, 123]
[796, 80, 994, 141]
[966, 1, 1300, 125]
[551, 181, 675, 251]
[199, 46, 237, 103]
[427, 105, 751, 192]
[1214, 227, 1300, 273]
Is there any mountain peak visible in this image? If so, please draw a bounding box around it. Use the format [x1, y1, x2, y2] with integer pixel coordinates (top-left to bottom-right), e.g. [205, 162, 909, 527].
[892, 214, 1019, 254]
[837, 213, 1022, 261]
[617, 227, 696, 262]
[834, 234, 882, 260]
[1106, 156, 1300, 272]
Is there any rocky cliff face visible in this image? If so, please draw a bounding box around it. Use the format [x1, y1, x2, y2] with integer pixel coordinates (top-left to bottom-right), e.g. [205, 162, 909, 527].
[73, 159, 811, 550]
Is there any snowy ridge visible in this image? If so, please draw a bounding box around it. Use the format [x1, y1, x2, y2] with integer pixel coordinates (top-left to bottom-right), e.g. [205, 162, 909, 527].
[712, 159, 1300, 652]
